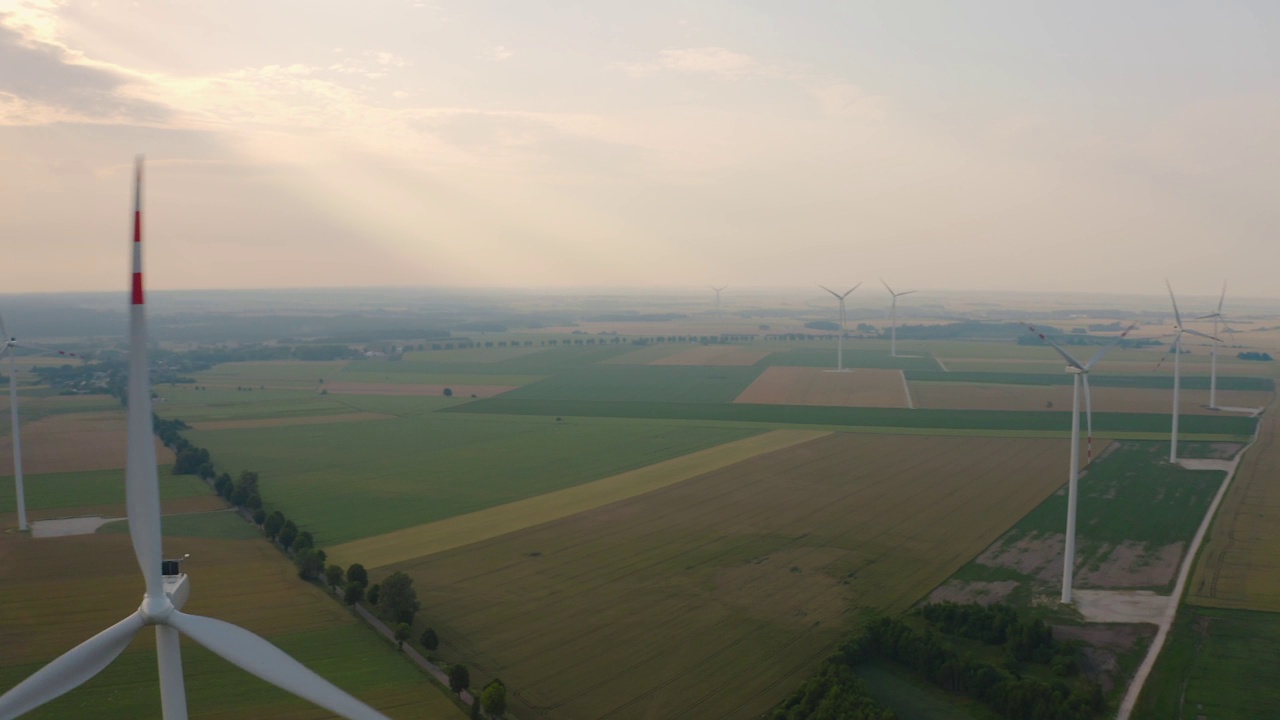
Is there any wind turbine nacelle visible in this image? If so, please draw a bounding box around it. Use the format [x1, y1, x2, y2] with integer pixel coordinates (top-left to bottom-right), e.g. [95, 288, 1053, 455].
[1066, 366, 1084, 374]
[163, 572, 190, 610]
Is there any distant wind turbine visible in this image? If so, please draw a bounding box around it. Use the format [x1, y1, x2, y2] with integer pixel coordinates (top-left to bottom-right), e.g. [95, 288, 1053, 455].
[1195, 281, 1230, 410]
[0, 158, 391, 720]
[819, 284, 860, 372]
[711, 286, 727, 317]
[880, 279, 916, 358]
[1025, 322, 1136, 604]
[1166, 280, 1218, 463]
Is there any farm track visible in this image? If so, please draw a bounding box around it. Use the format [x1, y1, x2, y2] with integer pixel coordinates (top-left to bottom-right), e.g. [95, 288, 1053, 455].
[391, 433, 1070, 719]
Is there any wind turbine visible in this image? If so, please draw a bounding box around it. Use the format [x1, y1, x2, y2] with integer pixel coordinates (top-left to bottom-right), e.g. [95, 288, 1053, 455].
[711, 286, 727, 317]
[1166, 280, 1218, 464]
[819, 284, 860, 372]
[1026, 323, 1135, 604]
[2, 318, 81, 532]
[0, 159, 391, 720]
[880, 279, 916, 358]
[1196, 281, 1229, 410]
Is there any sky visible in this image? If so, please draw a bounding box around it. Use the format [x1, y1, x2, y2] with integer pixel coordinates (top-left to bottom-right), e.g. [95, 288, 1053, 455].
[1, 1, 1277, 298]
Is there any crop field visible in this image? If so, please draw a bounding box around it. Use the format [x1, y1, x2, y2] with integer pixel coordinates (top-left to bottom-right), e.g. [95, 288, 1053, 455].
[0, 531, 464, 719]
[187, 414, 760, 545]
[382, 433, 1071, 720]
[904, 370, 1275, 392]
[936, 441, 1226, 600]
[0, 467, 209, 519]
[648, 345, 774, 366]
[598, 344, 691, 364]
[158, 386, 357, 423]
[733, 366, 909, 408]
[0, 410, 174, 475]
[401, 345, 550, 364]
[757, 346, 942, 371]
[1133, 606, 1280, 720]
[321, 381, 517, 397]
[909, 381, 1269, 415]
[98, 509, 263, 540]
[937, 356, 1280, 376]
[450, 397, 1259, 437]
[189, 411, 392, 431]
[191, 360, 350, 389]
[499, 364, 765, 403]
[329, 429, 828, 570]
[1187, 404, 1280, 611]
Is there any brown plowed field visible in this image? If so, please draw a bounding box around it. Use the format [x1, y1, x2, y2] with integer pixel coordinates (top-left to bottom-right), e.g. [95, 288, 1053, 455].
[911, 382, 1271, 415]
[1188, 399, 1280, 611]
[320, 382, 515, 397]
[733, 366, 909, 407]
[386, 432, 1067, 720]
[0, 412, 174, 475]
[649, 345, 773, 366]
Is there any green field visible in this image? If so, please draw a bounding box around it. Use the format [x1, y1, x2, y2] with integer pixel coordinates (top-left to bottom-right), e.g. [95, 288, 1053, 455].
[501, 364, 765, 403]
[99, 510, 260, 540]
[905, 370, 1275, 391]
[448, 398, 1258, 436]
[1133, 606, 1280, 720]
[187, 414, 760, 545]
[758, 346, 942, 371]
[158, 386, 354, 423]
[856, 660, 997, 720]
[0, 467, 204, 514]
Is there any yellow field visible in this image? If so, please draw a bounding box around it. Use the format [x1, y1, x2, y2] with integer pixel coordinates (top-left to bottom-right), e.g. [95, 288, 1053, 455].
[911, 382, 1271, 415]
[386, 433, 1071, 720]
[0, 411, 174, 475]
[648, 345, 774, 366]
[1187, 400, 1280, 611]
[733, 366, 909, 407]
[329, 429, 828, 569]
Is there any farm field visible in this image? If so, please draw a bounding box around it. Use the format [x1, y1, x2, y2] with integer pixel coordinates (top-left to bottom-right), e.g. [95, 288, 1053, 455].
[910, 381, 1270, 415]
[329, 428, 828, 570]
[1133, 606, 1280, 720]
[0, 410, 174, 475]
[933, 441, 1227, 602]
[158, 386, 358, 423]
[0, 467, 210, 521]
[648, 345, 773, 366]
[0, 530, 465, 719]
[499, 364, 765, 403]
[187, 414, 761, 545]
[1187, 402, 1280, 611]
[904, 370, 1275, 392]
[734, 366, 909, 408]
[320, 381, 516, 397]
[598, 344, 692, 364]
[189, 360, 350, 389]
[757, 346, 942, 371]
[383, 432, 1073, 720]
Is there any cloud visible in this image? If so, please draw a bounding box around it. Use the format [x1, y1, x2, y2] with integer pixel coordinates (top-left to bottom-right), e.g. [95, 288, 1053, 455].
[485, 45, 513, 62]
[618, 46, 766, 79]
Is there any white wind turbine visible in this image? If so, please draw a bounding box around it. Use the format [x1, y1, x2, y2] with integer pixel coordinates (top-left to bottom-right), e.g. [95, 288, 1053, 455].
[1196, 281, 1229, 410]
[2, 317, 82, 532]
[711, 286, 727, 317]
[1166, 280, 1218, 464]
[1025, 323, 1135, 604]
[0, 159, 391, 720]
[880, 279, 916, 358]
[819, 284, 860, 372]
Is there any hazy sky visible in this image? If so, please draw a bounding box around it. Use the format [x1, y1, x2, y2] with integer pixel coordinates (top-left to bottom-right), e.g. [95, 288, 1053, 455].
[1, 1, 1277, 297]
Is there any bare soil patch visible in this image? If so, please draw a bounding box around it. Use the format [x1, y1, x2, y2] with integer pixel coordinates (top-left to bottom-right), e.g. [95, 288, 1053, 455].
[0, 412, 174, 475]
[977, 533, 1065, 583]
[734, 366, 909, 408]
[1078, 542, 1184, 589]
[190, 411, 392, 431]
[1054, 623, 1156, 693]
[649, 345, 774, 366]
[321, 382, 515, 397]
[925, 579, 1019, 606]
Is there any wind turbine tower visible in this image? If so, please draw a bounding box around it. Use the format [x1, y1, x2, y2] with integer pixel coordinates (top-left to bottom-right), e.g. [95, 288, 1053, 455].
[1166, 280, 1217, 464]
[1026, 323, 1135, 604]
[881, 279, 916, 358]
[0, 158, 392, 720]
[711, 286, 727, 318]
[1197, 282, 1229, 410]
[820, 284, 860, 372]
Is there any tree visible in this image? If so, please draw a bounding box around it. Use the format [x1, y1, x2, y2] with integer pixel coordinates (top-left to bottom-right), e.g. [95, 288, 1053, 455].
[213, 473, 234, 500]
[263, 511, 284, 540]
[367, 583, 380, 605]
[481, 679, 507, 718]
[394, 622, 411, 650]
[448, 664, 470, 694]
[470, 696, 481, 720]
[443, 387, 453, 397]
[293, 530, 314, 553]
[278, 520, 298, 549]
[295, 548, 324, 580]
[251, 509, 266, 526]
[420, 628, 439, 652]
[343, 582, 364, 605]
[196, 461, 215, 480]
[325, 564, 345, 590]
[346, 563, 368, 588]
[230, 470, 259, 506]
[377, 571, 421, 625]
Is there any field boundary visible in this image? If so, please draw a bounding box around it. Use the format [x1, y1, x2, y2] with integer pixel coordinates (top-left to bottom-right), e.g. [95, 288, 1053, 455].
[328, 429, 829, 569]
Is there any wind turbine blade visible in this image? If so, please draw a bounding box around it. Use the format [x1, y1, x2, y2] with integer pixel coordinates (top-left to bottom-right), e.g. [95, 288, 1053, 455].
[1024, 324, 1085, 370]
[842, 282, 862, 298]
[1082, 373, 1094, 466]
[0, 313, 7, 341]
[1083, 324, 1138, 371]
[0, 611, 146, 719]
[1217, 280, 1227, 314]
[881, 278, 894, 295]
[1183, 328, 1220, 342]
[898, 290, 917, 297]
[818, 285, 841, 299]
[124, 157, 164, 602]
[168, 612, 391, 720]
[1165, 278, 1183, 328]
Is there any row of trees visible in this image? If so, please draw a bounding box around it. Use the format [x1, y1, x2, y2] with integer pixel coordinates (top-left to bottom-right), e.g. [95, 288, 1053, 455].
[918, 602, 1058, 664]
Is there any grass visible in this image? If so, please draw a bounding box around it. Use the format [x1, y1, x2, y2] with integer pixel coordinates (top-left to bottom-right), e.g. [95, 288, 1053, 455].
[857, 659, 999, 720]
[1133, 605, 1280, 720]
[157, 386, 353, 423]
[0, 466, 206, 514]
[192, 360, 351, 387]
[905, 370, 1275, 391]
[98, 510, 260, 540]
[757, 346, 942, 371]
[500, 364, 766, 403]
[328, 429, 826, 569]
[448, 397, 1259, 435]
[384, 433, 1071, 720]
[187, 414, 760, 545]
